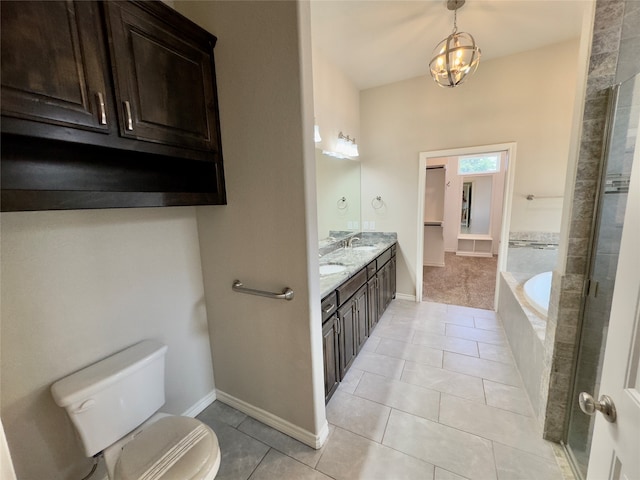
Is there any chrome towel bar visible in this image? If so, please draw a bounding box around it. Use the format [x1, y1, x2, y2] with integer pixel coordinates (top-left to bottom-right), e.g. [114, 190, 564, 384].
[232, 280, 294, 301]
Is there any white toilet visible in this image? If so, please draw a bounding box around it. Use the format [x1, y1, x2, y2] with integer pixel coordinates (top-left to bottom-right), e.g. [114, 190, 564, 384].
[51, 340, 221, 480]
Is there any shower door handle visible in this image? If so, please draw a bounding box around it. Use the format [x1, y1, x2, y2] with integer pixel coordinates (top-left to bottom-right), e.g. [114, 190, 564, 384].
[579, 392, 616, 423]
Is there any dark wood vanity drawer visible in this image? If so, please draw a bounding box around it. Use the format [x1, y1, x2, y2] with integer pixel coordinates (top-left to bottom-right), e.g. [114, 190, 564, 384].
[321, 292, 337, 323]
[366, 261, 377, 279]
[336, 268, 367, 306]
[376, 248, 392, 270]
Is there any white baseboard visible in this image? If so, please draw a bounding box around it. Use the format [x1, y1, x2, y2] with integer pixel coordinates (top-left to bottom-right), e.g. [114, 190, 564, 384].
[395, 293, 416, 302]
[216, 390, 329, 449]
[182, 389, 217, 418]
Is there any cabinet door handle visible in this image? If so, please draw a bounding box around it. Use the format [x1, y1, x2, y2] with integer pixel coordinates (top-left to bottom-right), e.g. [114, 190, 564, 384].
[335, 318, 341, 335]
[123, 101, 134, 131]
[96, 92, 107, 125]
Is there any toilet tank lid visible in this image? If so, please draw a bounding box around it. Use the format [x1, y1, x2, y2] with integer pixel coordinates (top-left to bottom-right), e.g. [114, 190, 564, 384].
[51, 340, 168, 407]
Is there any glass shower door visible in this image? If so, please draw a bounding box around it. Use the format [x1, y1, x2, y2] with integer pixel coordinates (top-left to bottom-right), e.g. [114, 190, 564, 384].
[564, 73, 639, 479]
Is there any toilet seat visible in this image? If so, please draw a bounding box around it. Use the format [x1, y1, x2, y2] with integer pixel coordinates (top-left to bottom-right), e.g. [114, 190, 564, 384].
[114, 416, 220, 480]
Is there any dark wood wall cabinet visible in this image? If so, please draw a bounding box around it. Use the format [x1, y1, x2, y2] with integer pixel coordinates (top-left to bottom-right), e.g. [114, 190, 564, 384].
[1, 0, 226, 211]
[321, 244, 397, 403]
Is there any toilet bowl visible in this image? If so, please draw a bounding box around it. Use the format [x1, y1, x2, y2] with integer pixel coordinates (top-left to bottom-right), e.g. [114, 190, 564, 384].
[51, 340, 220, 480]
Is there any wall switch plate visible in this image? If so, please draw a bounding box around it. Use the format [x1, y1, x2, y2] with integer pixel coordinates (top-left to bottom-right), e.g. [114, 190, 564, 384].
[370, 221, 375, 230]
[363, 221, 370, 230]
[347, 221, 354, 229]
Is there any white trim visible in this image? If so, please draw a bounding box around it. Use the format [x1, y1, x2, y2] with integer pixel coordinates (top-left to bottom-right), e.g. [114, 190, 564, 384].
[496, 145, 517, 308]
[395, 292, 417, 302]
[181, 389, 217, 418]
[215, 389, 329, 449]
[418, 143, 517, 307]
[458, 234, 492, 240]
[455, 251, 493, 258]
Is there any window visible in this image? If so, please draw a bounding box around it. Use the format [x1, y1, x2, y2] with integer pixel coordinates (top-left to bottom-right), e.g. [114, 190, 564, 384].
[458, 154, 500, 175]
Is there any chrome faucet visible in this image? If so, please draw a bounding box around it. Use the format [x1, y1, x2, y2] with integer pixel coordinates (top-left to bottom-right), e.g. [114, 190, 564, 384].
[347, 236, 360, 248]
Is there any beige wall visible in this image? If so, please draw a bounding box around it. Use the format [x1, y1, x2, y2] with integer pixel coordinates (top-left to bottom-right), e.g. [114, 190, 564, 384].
[176, 1, 325, 443]
[360, 39, 580, 297]
[0, 207, 215, 480]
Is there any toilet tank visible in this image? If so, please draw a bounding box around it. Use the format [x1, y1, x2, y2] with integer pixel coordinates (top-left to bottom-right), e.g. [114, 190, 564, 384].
[51, 340, 168, 457]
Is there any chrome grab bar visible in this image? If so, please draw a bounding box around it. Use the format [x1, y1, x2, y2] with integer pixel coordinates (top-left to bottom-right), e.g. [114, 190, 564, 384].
[232, 280, 294, 301]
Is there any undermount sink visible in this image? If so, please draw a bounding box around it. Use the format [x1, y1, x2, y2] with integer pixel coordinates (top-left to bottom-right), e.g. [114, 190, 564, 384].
[352, 245, 377, 252]
[320, 263, 347, 276]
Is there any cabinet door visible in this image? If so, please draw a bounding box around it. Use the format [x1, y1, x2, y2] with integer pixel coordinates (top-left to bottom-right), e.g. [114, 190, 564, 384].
[367, 278, 379, 333]
[354, 285, 369, 353]
[377, 263, 389, 316]
[390, 256, 397, 300]
[105, 1, 220, 153]
[377, 259, 396, 314]
[1, 1, 111, 132]
[338, 301, 357, 379]
[322, 316, 340, 403]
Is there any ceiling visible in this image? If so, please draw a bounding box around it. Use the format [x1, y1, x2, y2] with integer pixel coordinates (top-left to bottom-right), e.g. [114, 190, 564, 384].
[310, 0, 588, 90]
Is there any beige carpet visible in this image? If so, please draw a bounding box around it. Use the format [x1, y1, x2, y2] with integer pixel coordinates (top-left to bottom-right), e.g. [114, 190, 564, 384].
[423, 252, 498, 310]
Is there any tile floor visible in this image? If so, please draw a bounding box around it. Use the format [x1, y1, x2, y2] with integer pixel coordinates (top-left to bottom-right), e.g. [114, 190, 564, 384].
[197, 299, 567, 480]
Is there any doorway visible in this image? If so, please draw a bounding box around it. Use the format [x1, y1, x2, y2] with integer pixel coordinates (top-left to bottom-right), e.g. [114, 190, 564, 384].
[416, 143, 516, 307]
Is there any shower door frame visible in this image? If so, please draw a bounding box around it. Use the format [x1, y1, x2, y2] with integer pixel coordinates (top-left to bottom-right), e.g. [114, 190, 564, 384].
[563, 74, 638, 479]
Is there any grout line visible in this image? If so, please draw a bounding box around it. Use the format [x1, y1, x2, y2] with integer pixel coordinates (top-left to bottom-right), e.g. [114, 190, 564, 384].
[490, 440, 499, 480]
[245, 447, 272, 480]
[482, 378, 488, 405]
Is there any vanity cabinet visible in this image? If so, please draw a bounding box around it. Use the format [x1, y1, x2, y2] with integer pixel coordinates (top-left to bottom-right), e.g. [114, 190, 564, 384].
[1, 0, 226, 211]
[378, 254, 396, 314]
[366, 261, 380, 332]
[321, 243, 396, 403]
[336, 269, 368, 379]
[321, 293, 339, 402]
[322, 314, 340, 402]
[368, 246, 397, 332]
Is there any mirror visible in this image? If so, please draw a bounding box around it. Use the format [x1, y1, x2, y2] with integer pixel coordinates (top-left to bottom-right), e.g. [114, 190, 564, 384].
[316, 149, 361, 243]
[459, 175, 492, 235]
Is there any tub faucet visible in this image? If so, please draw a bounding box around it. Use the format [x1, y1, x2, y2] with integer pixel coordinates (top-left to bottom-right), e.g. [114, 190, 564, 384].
[347, 237, 360, 248]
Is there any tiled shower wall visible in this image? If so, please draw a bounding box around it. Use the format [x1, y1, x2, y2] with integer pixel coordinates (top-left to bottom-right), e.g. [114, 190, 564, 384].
[540, 0, 640, 441]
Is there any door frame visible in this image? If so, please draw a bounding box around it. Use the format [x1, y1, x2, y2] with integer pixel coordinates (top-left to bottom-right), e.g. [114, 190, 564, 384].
[416, 142, 517, 304]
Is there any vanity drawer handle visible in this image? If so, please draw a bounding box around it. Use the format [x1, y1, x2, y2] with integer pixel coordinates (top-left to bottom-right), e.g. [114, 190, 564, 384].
[323, 303, 335, 314]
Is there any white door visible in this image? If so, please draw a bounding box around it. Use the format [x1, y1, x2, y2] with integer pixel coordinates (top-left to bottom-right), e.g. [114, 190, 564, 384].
[586, 107, 640, 480]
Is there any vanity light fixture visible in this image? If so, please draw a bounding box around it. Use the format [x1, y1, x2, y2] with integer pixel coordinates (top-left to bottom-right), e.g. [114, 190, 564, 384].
[337, 132, 359, 158]
[322, 132, 359, 159]
[429, 0, 481, 88]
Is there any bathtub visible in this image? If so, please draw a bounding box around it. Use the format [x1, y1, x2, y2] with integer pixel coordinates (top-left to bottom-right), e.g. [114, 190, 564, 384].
[523, 271, 552, 318]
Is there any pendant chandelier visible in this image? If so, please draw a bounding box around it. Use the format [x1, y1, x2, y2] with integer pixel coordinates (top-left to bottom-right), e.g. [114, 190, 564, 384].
[429, 0, 481, 88]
